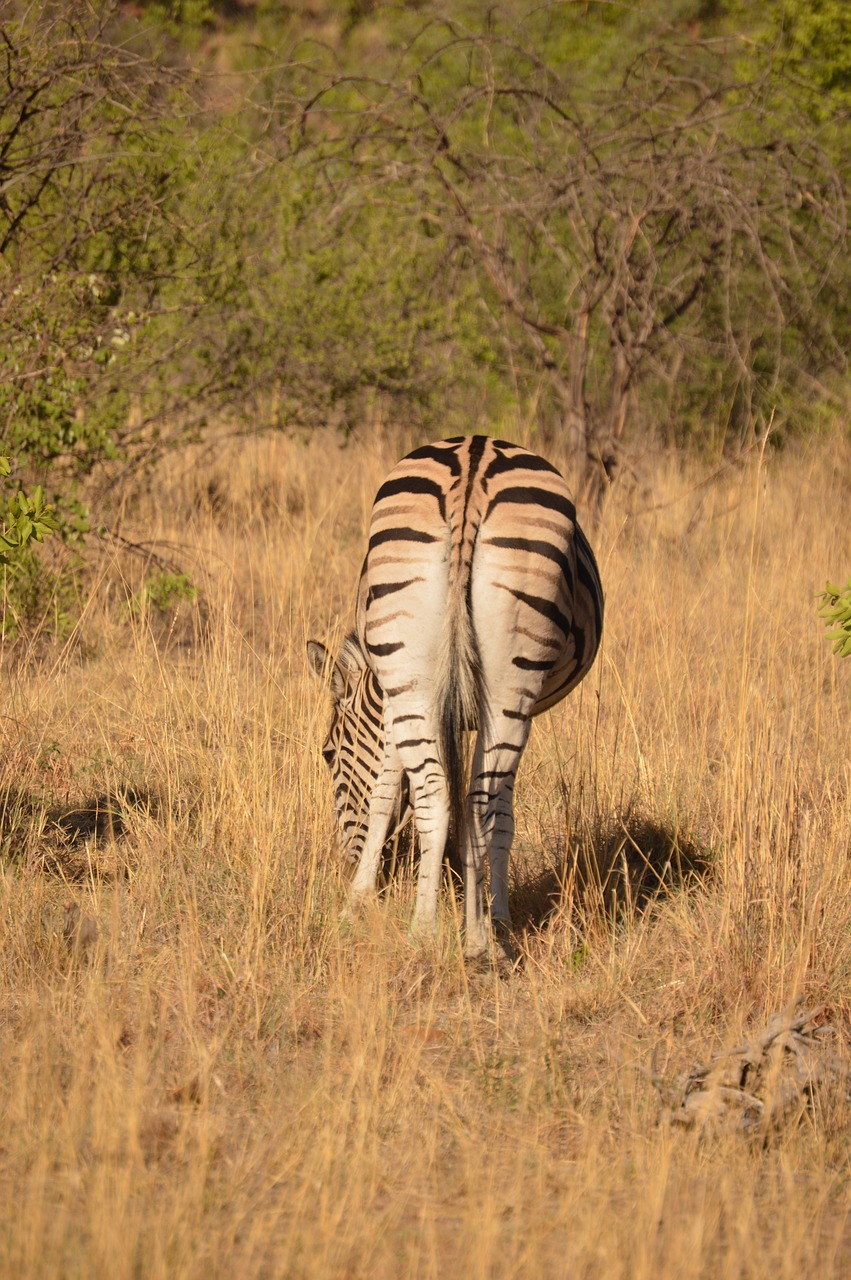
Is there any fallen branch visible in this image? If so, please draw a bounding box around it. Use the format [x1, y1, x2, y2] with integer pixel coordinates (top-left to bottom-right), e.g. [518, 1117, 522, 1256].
[651, 1000, 850, 1136]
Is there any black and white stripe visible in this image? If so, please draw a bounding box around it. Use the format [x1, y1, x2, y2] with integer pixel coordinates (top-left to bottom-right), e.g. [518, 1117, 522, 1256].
[308, 634, 410, 866]
[308, 435, 604, 955]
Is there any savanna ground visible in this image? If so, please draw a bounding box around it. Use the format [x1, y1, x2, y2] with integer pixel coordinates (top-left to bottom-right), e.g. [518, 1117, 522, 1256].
[1, 424, 850, 1278]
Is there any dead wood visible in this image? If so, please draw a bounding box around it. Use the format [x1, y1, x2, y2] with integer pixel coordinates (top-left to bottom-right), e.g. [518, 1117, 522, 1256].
[652, 1000, 850, 1137]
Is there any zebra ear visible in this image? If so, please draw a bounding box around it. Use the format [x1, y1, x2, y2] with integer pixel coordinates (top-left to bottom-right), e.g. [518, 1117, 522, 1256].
[306, 640, 347, 701]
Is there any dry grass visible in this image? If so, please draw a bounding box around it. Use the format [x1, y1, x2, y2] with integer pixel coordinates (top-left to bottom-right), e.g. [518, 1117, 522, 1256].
[1, 424, 850, 1278]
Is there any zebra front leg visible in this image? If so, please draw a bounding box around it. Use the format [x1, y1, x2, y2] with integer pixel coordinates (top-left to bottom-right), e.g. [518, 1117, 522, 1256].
[349, 760, 405, 907]
[461, 846, 489, 958]
[407, 768, 451, 945]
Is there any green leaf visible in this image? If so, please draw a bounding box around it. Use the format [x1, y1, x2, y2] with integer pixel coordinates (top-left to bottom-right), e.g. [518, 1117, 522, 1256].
[818, 576, 851, 658]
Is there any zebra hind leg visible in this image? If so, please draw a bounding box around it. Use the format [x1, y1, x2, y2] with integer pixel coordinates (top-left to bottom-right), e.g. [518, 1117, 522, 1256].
[467, 715, 531, 944]
[461, 734, 490, 958]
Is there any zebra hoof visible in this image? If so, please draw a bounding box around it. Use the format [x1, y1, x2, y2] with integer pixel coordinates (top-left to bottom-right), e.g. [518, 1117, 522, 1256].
[492, 919, 518, 969]
[464, 919, 516, 967]
[463, 936, 489, 962]
[340, 890, 378, 935]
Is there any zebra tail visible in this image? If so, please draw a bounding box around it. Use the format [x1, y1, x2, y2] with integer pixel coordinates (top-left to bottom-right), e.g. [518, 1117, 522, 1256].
[435, 567, 483, 867]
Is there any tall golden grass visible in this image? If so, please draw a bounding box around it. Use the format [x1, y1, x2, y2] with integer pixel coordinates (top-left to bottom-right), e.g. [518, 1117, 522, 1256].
[1, 425, 849, 1277]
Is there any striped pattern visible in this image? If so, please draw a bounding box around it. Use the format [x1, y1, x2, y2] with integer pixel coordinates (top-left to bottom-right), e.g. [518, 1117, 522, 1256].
[308, 635, 411, 866]
[308, 435, 603, 956]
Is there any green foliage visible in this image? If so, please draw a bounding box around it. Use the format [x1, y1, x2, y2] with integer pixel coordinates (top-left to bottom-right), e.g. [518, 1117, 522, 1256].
[0, 9, 201, 520]
[286, 7, 848, 459]
[137, 0, 215, 34]
[130, 572, 198, 618]
[818, 579, 851, 658]
[0, 545, 77, 642]
[0, 453, 76, 643]
[0, 487, 57, 566]
[0, 457, 57, 566]
[776, 0, 851, 105]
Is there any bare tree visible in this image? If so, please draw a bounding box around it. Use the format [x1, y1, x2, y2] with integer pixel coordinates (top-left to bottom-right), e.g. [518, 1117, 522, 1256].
[292, 16, 848, 500]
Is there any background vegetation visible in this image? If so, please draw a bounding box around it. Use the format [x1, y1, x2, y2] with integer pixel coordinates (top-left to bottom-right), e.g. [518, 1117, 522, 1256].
[2, 2, 848, 526]
[1, 2, 849, 1275]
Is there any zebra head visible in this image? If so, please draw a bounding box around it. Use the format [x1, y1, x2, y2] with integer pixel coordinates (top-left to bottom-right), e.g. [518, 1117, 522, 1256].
[307, 633, 389, 863]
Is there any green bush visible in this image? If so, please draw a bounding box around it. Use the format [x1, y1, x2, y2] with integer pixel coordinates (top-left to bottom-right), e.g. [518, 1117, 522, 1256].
[0, 460, 57, 566]
[818, 580, 851, 658]
[129, 572, 198, 618]
[0, 454, 71, 642]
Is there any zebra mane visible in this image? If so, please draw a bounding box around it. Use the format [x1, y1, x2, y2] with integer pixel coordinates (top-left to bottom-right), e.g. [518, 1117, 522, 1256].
[339, 631, 368, 672]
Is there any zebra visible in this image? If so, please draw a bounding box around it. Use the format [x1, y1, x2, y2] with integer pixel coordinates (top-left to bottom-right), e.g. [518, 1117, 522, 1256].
[308, 435, 603, 957]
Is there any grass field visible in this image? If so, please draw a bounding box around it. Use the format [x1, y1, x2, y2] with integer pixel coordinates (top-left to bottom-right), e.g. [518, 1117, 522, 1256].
[1, 425, 850, 1278]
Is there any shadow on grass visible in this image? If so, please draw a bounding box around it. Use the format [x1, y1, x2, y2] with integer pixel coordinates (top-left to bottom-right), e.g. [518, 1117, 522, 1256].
[369, 803, 712, 940]
[0, 785, 158, 880]
[510, 811, 713, 934]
